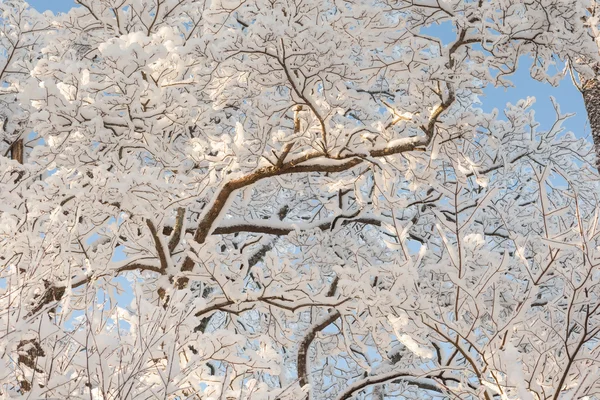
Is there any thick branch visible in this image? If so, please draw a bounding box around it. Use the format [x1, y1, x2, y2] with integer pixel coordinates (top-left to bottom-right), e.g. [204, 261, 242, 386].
[298, 277, 341, 391]
[146, 219, 169, 271]
[212, 216, 384, 236]
[297, 310, 341, 389]
[179, 136, 431, 284]
[193, 296, 346, 318]
[168, 207, 186, 253]
[10, 138, 23, 164]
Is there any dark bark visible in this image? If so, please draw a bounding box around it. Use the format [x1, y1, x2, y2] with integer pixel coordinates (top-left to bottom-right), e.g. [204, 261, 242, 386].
[297, 310, 341, 389]
[581, 76, 600, 172]
[11, 138, 23, 164]
[176, 134, 432, 288]
[297, 277, 340, 390]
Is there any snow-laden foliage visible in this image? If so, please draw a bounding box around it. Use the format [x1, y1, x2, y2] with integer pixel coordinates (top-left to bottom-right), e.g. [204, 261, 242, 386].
[1, 0, 600, 398]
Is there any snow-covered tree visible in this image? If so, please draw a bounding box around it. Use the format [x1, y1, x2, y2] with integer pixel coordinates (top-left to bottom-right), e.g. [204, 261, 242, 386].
[1, 0, 600, 398]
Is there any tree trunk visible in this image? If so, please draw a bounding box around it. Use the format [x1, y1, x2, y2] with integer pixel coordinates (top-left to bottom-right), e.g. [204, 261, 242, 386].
[581, 76, 600, 172]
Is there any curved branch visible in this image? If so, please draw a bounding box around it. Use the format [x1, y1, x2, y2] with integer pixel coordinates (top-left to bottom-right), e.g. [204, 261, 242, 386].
[297, 310, 341, 389]
[334, 371, 445, 400]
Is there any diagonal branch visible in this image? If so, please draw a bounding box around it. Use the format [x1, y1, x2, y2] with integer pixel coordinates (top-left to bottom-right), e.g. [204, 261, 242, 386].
[297, 310, 341, 389]
[298, 277, 340, 392]
[146, 219, 169, 272]
[168, 207, 186, 253]
[178, 135, 432, 287]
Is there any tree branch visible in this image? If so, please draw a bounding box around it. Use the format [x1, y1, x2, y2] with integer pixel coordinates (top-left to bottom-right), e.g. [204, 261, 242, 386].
[297, 310, 341, 389]
[168, 207, 186, 253]
[334, 371, 445, 400]
[178, 135, 431, 286]
[298, 277, 341, 392]
[212, 215, 385, 236]
[146, 219, 169, 272]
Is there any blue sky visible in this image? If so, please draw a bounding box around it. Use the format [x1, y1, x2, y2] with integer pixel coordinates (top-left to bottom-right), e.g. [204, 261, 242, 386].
[29, 0, 75, 13]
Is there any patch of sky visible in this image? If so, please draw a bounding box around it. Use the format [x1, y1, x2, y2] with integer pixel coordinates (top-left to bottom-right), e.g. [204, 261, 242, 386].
[420, 21, 457, 47]
[422, 21, 587, 139]
[28, 0, 77, 14]
[63, 309, 86, 330]
[112, 246, 135, 306]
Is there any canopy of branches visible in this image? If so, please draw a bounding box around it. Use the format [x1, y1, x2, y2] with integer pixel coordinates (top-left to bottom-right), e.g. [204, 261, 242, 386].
[1, 0, 600, 399]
